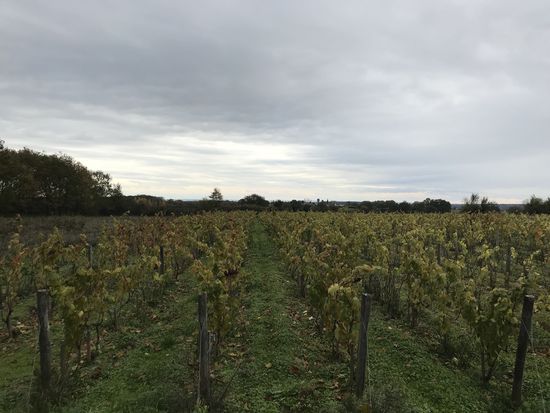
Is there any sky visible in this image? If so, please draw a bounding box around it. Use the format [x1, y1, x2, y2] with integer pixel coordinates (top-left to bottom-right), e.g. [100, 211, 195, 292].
[1, 1, 549, 202]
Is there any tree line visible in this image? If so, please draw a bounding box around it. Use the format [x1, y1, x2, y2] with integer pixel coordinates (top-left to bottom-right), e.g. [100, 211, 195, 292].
[1, 141, 548, 216]
[0, 141, 124, 215]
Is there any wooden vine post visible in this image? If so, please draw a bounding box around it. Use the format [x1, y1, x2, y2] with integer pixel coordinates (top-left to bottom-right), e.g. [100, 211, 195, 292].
[298, 273, 306, 298]
[511, 294, 535, 407]
[37, 289, 52, 402]
[356, 292, 371, 398]
[159, 245, 165, 275]
[87, 243, 94, 269]
[198, 292, 210, 405]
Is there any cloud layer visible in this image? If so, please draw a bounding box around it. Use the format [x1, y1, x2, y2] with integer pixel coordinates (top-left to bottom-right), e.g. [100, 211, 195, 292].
[2, 1, 549, 201]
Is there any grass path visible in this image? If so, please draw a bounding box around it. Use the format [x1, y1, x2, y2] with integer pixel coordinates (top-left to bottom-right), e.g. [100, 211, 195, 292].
[218, 221, 350, 412]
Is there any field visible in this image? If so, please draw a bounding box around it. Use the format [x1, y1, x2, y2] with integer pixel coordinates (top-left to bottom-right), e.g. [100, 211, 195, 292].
[0, 212, 549, 413]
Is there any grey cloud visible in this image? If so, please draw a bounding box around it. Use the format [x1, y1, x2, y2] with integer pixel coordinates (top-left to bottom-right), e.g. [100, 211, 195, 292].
[1, 0, 549, 201]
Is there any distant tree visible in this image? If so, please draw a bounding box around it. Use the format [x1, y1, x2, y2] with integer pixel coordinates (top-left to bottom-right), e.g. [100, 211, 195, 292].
[238, 193, 269, 207]
[399, 201, 412, 213]
[431, 198, 452, 213]
[209, 188, 223, 201]
[314, 201, 329, 212]
[370, 200, 398, 212]
[92, 171, 121, 197]
[289, 200, 302, 212]
[359, 201, 372, 213]
[480, 196, 500, 213]
[462, 193, 481, 213]
[271, 200, 285, 211]
[461, 193, 500, 213]
[417, 198, 452, 213]
[523, 195, 550, 214]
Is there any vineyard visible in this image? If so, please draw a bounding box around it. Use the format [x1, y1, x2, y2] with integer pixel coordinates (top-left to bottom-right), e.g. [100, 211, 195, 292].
[1, 212, 549, 412]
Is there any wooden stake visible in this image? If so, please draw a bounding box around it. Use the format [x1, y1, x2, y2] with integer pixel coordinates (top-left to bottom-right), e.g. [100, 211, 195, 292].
[512, 295, 535, 407]
[298, 273, 306, 298]
[356, 293, 371, 398]
[198, 293, 210, 404]
[160, 245, 165, 275]
[87, 244, 94, 269]
[37, 290, 52, 397]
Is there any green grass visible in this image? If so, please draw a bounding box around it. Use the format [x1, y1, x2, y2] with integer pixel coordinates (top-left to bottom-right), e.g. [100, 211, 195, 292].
[0, 344, 36, 412]
[0, 278, 199, 413]
[54, 278, 199, 413]
[367, 312, 550, 412]
[366, 311, 489, 412]
[0, 296, 39, 413]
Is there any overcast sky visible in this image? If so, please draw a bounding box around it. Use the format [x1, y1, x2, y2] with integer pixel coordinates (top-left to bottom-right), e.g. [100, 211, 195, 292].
[1, 1, 549, 202]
